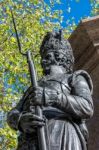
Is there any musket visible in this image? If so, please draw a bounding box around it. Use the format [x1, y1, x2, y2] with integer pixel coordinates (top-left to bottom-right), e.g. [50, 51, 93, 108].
[10, 8, 47, 150]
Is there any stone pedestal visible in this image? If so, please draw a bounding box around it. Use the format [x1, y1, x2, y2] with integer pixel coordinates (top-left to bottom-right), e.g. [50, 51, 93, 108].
[69, 15, 99, 150]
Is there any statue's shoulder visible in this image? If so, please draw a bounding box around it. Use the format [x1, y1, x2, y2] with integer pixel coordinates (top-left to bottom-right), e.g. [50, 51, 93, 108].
[71, 70, 93, 94]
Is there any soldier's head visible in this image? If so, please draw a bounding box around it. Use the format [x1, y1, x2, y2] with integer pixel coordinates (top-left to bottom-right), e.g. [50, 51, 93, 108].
[40, 30, 74, 75]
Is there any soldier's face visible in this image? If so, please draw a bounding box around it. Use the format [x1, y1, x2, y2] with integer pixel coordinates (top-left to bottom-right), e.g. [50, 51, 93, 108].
[41, 50, 66, 74]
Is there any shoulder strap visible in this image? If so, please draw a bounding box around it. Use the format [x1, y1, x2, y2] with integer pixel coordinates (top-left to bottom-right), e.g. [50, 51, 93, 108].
[71, 70, 93, 95]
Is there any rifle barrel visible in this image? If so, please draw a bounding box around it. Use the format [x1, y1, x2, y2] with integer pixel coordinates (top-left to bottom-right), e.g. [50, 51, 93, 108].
[27, 51, 47, 150]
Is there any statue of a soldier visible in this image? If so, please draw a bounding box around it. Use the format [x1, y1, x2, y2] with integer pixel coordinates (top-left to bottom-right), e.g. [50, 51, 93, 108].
[7, 31, 94, 150]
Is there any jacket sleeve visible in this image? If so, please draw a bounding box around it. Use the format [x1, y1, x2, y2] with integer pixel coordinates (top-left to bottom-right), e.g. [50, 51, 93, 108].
[54, 72, 94, 119]
[7, 87, 31, 130]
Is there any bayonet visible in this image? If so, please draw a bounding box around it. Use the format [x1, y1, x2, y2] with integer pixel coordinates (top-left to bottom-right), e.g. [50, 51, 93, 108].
[10, 8, 47, 150]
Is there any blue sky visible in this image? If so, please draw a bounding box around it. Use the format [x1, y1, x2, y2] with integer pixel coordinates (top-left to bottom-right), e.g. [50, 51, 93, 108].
[61, 0, 92, 27]
[45, 0, 92, 27]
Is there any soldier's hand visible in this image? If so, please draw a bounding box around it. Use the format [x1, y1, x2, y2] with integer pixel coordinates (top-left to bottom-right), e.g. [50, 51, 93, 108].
[29, 87, 44, 106]
[19, 112, 45, 133]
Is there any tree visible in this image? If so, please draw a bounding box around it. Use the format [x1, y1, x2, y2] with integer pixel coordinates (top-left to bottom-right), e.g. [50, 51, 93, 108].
[91, 0, 99, 16]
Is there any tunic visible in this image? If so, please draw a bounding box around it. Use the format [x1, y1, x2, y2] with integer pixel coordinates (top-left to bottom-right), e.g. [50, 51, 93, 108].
[7, 70, 94, 150]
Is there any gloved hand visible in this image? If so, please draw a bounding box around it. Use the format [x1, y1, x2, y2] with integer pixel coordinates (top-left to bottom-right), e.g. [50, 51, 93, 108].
[19, 112, 45, 133]
[29, 86, 44, 106]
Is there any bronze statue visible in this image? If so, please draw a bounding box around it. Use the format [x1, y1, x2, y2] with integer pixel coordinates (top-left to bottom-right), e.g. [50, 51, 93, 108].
[7, 31, 94, 150]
